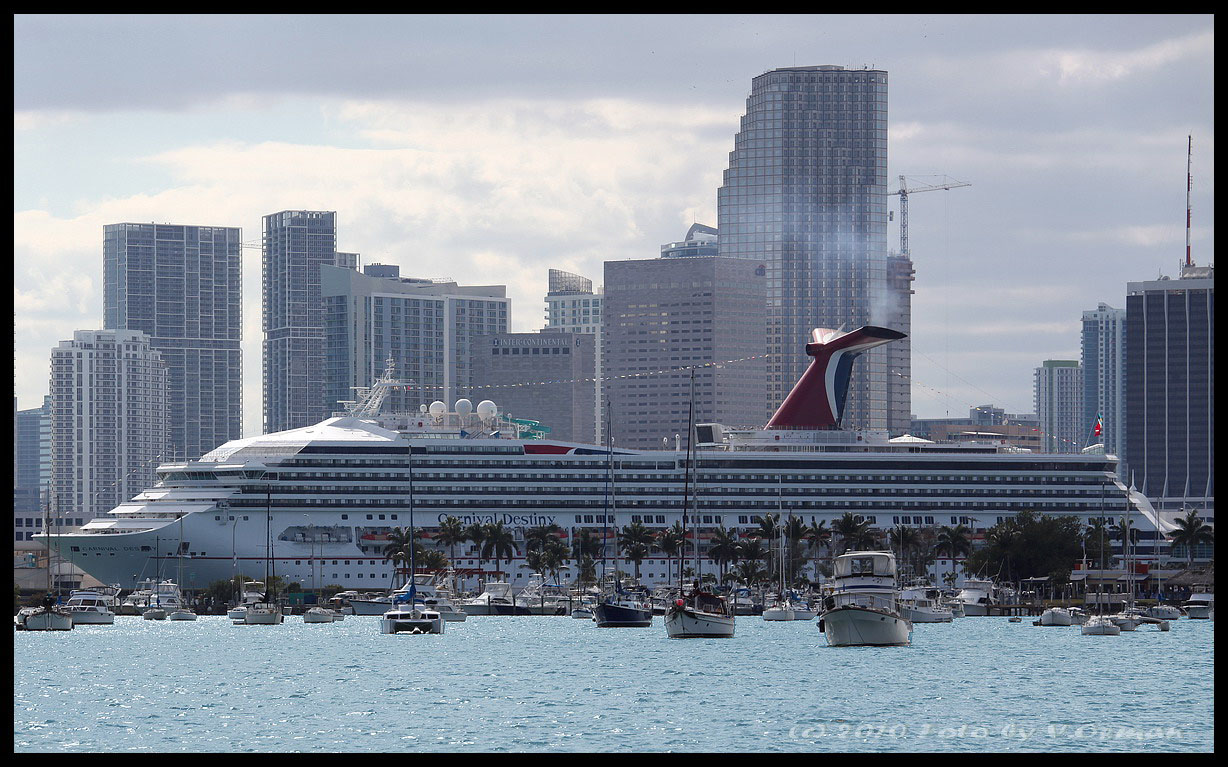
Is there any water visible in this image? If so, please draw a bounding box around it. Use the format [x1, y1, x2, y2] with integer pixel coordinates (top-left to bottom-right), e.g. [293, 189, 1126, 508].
[14, 615, 1214, 752]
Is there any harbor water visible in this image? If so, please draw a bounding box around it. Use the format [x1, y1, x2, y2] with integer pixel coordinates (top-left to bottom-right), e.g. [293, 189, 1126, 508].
[14, 615, 1214, 752]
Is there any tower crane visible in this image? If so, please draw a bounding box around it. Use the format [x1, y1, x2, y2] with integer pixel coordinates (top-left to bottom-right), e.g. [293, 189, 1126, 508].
[890, 175, 971, 258]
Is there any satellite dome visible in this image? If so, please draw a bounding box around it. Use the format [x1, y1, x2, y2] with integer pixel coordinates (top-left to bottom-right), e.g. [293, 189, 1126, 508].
[419, 403, 428, 413]
[454, 398, 473, 416]
[476, 400, 498, 420]
[428, 401, 446, 416]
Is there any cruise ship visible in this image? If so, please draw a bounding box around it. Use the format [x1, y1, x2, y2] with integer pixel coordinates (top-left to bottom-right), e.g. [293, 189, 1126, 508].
[38, 328, 1167, 592]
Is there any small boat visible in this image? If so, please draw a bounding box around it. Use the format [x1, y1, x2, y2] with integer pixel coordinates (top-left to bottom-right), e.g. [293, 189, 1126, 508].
[1081, 615, 1121, 636]
[302, 606, 336, 623]
[243, 601, 284, 625]
[1039, 607, 1074, 626]
[15, 595, 74, 631]
[1145, 604, 1184, 621]
[818, 551, 912, 647]
[898, 584, 954, 623]
[167, 607, 198, 621]
[762, 596, 795, 622]
[1181, 591, 1213, 619]
[594, 587, 654, 628]
[142, 604, 167, 620]
[229, 581, 269, 621]
[664, 589, 736, 638]
[461, 581, 530, 615]
[63, 589, 117, 625]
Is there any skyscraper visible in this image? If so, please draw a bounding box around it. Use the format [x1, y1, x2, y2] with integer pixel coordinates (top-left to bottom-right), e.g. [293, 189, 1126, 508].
[717, 65, 893, 430]
[603, 254, 766, 450]
[1034, 360, 1084, 453]
[544, 268, 603, 443]
[1081, 302, 1125, 458]
[49, 329, 169, 521]
[14, 395, 51, 538]
[104, 222, 242, 459]
[1123, 264, 1214, 518]
[321, 263, 509, 415]
[262, 210, 356, 433]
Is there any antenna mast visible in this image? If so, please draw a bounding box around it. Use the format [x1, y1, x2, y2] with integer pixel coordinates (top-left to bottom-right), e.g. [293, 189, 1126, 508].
[1186, 135, 1193, 268]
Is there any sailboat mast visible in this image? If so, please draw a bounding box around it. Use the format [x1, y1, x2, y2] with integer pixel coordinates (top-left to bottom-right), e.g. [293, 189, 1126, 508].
[682, 369, 695, 592]
[407, 428, 417, 602]
[603, 401, 612, 588]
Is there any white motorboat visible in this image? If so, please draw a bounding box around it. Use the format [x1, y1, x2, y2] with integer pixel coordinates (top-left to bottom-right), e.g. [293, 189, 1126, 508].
[1039, 607, 1074, 626]
[762, 596, 795, 622]
[517, 574, 572, 616]
[951, 578, 1000, 616]
[228, 581, 269, 621]
[898, 584, 954, 623]
[1081, 615, 1121, 636]
[324, 591, 358, 616]
[63, 589, 117, 625]
[790, 599, 817, 621]
[461, 581, 529, 615]
[302, 606, 336, 623]
[379, 601, 445, 634]
[167, 608, 198, 621]
[142, 605, 167, 620]
[1181, 591, 1213, 619]
[1145, 604, 1184, 620]
[819, 551, 912, 647]
[664, 590, 736, 638]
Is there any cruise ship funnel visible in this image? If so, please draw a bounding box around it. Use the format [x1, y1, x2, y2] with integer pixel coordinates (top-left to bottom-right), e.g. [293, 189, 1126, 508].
[766, 326, 906, 430]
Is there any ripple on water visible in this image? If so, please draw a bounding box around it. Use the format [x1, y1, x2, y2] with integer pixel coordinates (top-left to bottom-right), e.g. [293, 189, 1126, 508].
[12, 615, 1215, 752]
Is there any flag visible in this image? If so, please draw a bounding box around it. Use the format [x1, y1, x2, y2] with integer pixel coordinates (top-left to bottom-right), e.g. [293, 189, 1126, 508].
[1093, 413, 1103, 438]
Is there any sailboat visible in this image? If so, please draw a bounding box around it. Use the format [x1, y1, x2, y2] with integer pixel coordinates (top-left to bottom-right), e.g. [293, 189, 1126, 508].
[142, 536, 168, 620]
[380, 425, 445, 634]
[763, 526, 796, 621]
[1082, 480, 1121, 636]
[167, 516, 198, 620]
[244, 480, 284, 625]
[664, 369, 735, 639]
[594, 402, 653, 628]
[303, 522, 339, 623]
[16, 495, 74, 631]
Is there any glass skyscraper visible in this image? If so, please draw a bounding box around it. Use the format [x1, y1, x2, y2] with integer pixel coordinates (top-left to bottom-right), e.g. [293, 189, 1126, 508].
[103, 222, 242, 460]
[262, 210, 345, 433]
[1123, 265, 1214, 518]
[717, 65, 893, 430]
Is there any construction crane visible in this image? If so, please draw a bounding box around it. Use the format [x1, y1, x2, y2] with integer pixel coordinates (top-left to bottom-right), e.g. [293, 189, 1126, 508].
[890, 175, 971, 258]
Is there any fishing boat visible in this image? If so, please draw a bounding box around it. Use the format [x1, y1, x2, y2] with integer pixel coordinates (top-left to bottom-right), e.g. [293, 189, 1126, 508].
[818, 550, 912, 647]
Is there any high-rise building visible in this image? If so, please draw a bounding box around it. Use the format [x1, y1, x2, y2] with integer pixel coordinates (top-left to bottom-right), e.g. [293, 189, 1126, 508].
[1034, 360, 1084, 453]
[263, 210, 357, 433]
[103, 222, 241, 459]
[322, 263, 509, 414]
[544, 268, 603, 443]
[1123, 264, 1214, 518]
[49, 329, 169, 522]
[717, 65, 894, 429]
[1081, 302, 1126, 458]
[14, 395, 52, 539]
[470, 331, 596, 443]
[660, 224, 719, 259]
[603, 254, 766, 450]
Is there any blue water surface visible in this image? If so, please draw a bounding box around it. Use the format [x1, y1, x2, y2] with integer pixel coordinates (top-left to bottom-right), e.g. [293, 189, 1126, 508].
[13, 614, 1214, 752]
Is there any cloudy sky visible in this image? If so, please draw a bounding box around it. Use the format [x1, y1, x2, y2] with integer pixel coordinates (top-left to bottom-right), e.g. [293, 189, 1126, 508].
[14, 14, 1215, 438]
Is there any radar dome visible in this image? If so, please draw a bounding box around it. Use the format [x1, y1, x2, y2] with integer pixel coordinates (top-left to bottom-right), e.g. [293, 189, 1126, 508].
[476, 400, 498, 420]
[429, 401, 446, 416]
[454, 398, 473, 416]
[419, 404, 428, 413]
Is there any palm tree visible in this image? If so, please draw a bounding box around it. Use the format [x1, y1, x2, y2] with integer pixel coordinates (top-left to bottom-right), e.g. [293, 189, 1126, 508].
[617, 522, 654, 582]
[576, 554, 598, 588]
[381, 527, 419, 581]
[707, 526, 741, 582]
[621, 542, 650, 581]
[1169, 508, 1214, 570]
[888, 525, 920, 578]
[463, 522, 487, 584]
[832, 512, 870, 555]
[525, 523, 563, 553]
[933, 524, 972, 563]
[480, 521, 517, 579]
[1110, 516, 1141, 548]
[782, 514, 807, 584]
[737, 536, 767, 578]
[757, 512, 780, 574]
[573, 528, 602, 560]
[418, 549, 449, 572]
[656, 523, 685, 586]
[541, 537, 571, 585]
[435, 515, 467, 564]
[805, 521, 832, 580]
[734, 558, 767, 587]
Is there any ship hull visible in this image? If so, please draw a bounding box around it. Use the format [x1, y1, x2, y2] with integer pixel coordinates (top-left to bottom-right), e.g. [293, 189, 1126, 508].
[820, 606, 911, 647]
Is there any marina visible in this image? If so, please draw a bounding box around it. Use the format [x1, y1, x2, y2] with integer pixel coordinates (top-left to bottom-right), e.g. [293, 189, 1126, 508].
[13, 613, 1214, 752]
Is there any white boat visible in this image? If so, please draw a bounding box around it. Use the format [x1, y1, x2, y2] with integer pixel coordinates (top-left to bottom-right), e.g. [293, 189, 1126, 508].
[167, 608, 197, 621]
[387, 574, 467, 621]
[324, 591, 357, 617]
[790, 599, 817, 621]
[16, 603, 75, 631]
[819, 551, 912, 647]
[952, 578, 1000, 616]
[1145, 604, 1184, 621]
[302, 606, 336, 623]
[728, 587, 760, 616]
[63, 589, 117, 625]
[762, 528, 801, 622]
[461, 581, 528, 615]
[166, 518, 197, 621]
[1082, 615, 1121, 636]
[1181, 591, 1213, 619]
[379, 599, 445, 634]
[1039, 607, 1074, 626]
[142, 605, 167, 620]
[664, 590, 736, 638]
[898, 584, 954, 623]
[1068, 606, 1090, 624]
[243, 602, 284, 625]
[762, 597, 795, 621]
[228, 581, 268, 621]
[517, 574, 572, 616]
